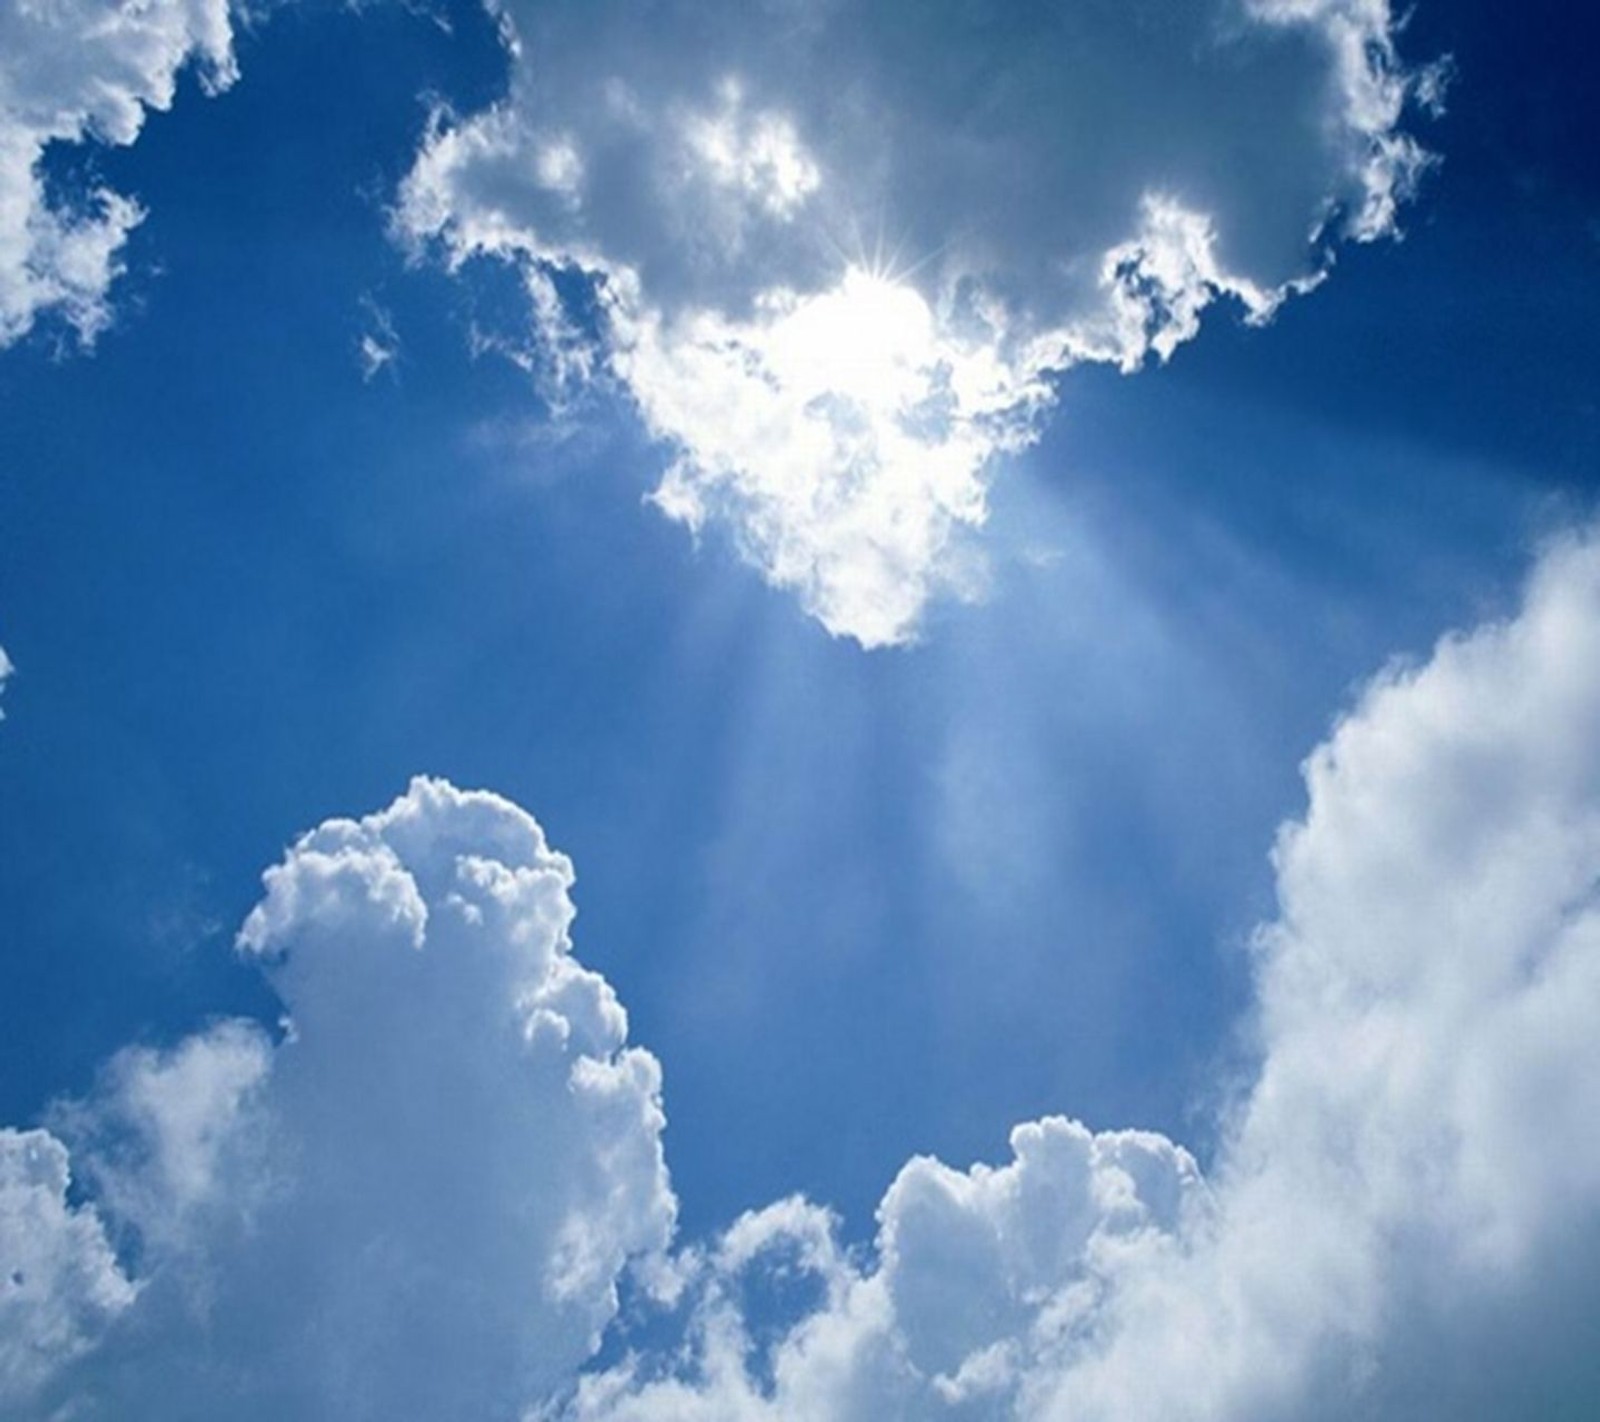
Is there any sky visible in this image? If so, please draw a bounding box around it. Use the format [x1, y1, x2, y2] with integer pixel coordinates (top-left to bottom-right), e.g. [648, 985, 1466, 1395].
[1, 0, 1598, 1417]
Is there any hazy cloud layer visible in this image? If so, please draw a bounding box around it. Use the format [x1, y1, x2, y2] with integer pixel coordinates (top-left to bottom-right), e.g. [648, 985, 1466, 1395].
[400, 0, 1443, 644]
[0, 0, 236, 347]
[8, 533, 1600, 1418]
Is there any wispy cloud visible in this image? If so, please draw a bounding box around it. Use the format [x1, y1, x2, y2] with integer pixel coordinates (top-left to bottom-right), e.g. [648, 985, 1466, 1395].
[357, 295, 401, 381]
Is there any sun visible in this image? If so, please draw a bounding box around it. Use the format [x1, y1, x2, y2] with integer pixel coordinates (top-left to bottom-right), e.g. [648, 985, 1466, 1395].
[761, 265, 940, 412]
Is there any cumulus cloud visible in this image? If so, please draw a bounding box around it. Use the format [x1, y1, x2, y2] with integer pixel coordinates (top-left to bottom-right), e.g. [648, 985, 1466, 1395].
[557, 529, 1600, 1421]
[398, 0, 1443, 644]
[0, 1130, 134, 1409]
[0, 645, 10, 717]
[0, 0, 236, 348]
[562, 1120, 1207, 1422]
[10, 777, 674, 1421]
[10, 533, 1600, 1419]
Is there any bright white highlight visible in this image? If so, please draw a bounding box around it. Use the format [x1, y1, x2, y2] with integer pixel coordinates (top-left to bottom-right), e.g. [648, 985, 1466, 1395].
[681, 80, 821, 222]
[628, 266, 1046, 644]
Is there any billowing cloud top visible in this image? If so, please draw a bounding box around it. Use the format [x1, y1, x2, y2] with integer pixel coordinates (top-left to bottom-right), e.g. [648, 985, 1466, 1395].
[400, 0, 1442, 644]
[0, 0, 235, 347]
[3, 778, 674, 1421]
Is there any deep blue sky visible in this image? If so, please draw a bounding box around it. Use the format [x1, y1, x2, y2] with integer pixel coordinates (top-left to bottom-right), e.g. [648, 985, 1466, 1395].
[1, 0, 1596, 1244]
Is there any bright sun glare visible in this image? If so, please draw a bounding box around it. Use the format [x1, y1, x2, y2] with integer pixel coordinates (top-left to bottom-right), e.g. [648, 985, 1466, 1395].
[766, 266, 939, 409]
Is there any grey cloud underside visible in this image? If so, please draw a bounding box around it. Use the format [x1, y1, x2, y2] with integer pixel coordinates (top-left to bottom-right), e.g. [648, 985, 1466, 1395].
[401, 0, 1439, 645]
[419, 0, 1418, 331]
[7, 533, 1600, 1420]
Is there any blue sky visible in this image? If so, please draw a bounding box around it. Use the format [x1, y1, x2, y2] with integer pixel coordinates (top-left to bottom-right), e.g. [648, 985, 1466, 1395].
[2, 1, 1599, 1417]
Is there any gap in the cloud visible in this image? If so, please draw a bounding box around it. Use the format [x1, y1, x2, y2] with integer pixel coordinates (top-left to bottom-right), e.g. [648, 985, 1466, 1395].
[594, 512, 1269, 1239]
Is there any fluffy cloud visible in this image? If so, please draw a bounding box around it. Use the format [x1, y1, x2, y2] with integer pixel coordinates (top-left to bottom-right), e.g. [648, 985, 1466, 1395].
[0, 1130, 134, 1408]
[52, 1021, 275, 1259]
[0, 0, 236, 347]
[1032, 534, 1600, 1419]
[11, 778, 674, 1421]
[563, 1121, 1207, 1421]
[399, 0, 1443, 644]
[558, 530, 1600, 1421]
[10, 533, 1600, 1419]
[0, 646, 10, 717]
[542, 534, 1600, 1419]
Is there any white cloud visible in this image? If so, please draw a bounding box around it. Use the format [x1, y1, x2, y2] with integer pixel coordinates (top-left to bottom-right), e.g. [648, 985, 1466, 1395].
[0, 645, 10, 718]
[0, 1130, 134, 1410]
[53, 1021, 275, 1259]
[0, 0, 236, 348]
[557, 529, 1600, 1420]
[398, 0, 1439, 644]
[14, 777, 675, 1420]
[560, 1121, 1205, 1422]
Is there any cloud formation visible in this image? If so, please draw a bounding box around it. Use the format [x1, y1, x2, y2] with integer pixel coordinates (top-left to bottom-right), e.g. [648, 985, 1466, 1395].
[3, 778, 674, 1421]
[0, 0, 236, 347]
[9, 530, 1600, 1418]
[0, 1130, 133, 1404]
[399, 0, 1443, 644]
[563, 529, 1600, 1420]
